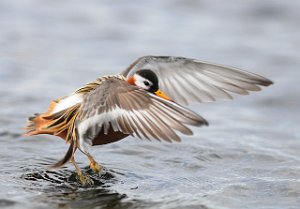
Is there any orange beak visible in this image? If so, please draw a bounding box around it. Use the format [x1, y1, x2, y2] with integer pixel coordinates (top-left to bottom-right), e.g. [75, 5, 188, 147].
[154, 89, 172, 101]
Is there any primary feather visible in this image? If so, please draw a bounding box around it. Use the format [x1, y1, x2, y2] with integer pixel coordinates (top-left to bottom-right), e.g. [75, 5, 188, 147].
[122, 56, 273, 105]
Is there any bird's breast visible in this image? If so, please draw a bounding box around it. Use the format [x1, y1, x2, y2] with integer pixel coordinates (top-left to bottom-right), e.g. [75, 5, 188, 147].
[90, 126, 130, 146]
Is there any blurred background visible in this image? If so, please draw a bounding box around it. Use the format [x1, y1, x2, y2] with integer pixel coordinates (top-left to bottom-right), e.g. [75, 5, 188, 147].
[0, 0, 299, 209]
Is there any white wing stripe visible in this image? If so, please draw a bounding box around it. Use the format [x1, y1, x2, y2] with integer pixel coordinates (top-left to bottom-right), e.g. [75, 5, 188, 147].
[78, 94, 205, 143]
[78, 106, 124, 138]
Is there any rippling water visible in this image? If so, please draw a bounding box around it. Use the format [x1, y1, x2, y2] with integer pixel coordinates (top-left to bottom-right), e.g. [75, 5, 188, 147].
[0, 0, 300, 209]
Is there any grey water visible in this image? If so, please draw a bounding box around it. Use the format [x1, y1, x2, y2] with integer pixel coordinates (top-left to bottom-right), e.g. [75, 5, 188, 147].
[0, 0, 299, 208]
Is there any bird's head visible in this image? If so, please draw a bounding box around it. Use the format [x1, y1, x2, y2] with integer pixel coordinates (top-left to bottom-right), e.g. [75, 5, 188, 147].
[127, 69, 172, 101]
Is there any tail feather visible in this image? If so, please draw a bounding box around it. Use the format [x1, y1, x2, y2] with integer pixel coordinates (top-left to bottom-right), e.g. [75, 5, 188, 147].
[24, 102, 80, 142]
[24, 100, 81, 169]
[24, 113, 54, 136]
[25, 113, 40, 135]
[24, 100, 62, 137]
[24, 112, 68, 139]
[24, 89, 92, 169]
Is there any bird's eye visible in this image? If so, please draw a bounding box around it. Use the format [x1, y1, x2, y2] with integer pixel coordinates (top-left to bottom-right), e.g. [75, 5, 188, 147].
[144, 81, 150, 86]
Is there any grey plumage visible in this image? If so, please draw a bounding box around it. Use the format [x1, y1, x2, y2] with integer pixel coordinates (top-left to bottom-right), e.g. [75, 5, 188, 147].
[122, 56, 273, 105]
[77, 77, 207, 144]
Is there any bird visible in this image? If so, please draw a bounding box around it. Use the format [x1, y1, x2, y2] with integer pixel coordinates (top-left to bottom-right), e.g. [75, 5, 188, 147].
[24, 56, 273, 184]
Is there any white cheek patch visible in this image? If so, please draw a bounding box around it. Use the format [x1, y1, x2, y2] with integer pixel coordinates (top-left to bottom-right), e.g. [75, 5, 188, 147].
[134, 74, 152, 90]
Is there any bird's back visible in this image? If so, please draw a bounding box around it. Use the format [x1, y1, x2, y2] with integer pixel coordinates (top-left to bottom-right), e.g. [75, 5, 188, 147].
[24, 75, 126, 144]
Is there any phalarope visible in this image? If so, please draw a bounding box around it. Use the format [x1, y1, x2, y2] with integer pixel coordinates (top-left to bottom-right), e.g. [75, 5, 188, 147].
[25, 56, 273, 183]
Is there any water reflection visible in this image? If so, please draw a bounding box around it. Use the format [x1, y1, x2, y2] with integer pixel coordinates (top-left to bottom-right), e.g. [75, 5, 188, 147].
[21, 166, 132, 209]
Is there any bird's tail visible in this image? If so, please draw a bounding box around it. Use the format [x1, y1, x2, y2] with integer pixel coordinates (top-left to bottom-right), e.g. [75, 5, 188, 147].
[24, 101, 80, 142]
[24, 100, 81, 169]
[24, 99, 66, 138]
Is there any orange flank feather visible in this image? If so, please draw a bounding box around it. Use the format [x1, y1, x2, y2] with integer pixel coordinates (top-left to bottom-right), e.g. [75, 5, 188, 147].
[24, 100, 59, 136]
[24, 99, 80, 143]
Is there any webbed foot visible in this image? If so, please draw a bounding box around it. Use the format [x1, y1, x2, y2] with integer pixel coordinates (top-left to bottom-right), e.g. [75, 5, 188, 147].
[90, 160, 102, 173]
[77, 171, 94, 185]
[71, 156, 93, 185]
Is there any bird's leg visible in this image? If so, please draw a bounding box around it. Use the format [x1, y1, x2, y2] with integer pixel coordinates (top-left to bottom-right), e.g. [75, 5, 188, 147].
[77, 141, 101, 173]
[71, 156, 93, 185]
[87, 153, 102, 173]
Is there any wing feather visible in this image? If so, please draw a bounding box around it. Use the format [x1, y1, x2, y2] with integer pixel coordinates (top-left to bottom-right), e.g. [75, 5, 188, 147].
[151, 104, 193, 135]
[77, 78, 207, 144]
[122, 56, 273, 105]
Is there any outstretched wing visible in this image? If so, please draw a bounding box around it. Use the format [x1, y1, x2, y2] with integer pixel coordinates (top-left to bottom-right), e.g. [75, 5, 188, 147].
[77, 78, 208, 144]
[122, 56, 273, 105]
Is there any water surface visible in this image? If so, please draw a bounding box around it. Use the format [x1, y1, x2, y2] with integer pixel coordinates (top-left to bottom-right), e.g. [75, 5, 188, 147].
[0, 0, 299, 208]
